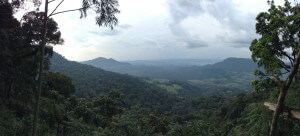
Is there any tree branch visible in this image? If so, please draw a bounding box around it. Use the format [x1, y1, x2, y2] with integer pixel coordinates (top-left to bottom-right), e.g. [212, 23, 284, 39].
[269, 76, 283, 86]
[281, 71, 290, 75]
[264, 102, 300, 120]
[281, 51, 294, 66]
[48, 0, 65, 17]
[279, 59, 291, 73]
[48, 0, 57, 3]
[283, 65, 291, 73]
[48, 7, 85, 17]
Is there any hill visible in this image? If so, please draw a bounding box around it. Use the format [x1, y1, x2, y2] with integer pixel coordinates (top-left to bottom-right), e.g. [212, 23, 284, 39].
[125, 59, 220, 66]
[50, 53, 246, 99]
[82, 57, 257, 80]
[82, 57, 131, 68]
[205, 57, 257, 72]
[49, 53, 177, 109]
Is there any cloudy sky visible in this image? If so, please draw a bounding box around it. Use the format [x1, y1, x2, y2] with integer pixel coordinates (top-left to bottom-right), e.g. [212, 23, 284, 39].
[43, 0, 285, 61]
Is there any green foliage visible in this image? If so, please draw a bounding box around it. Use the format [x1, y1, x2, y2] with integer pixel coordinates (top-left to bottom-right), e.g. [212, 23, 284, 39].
[168, 121, 221, 136]
[50, 53, 178, 112]
[250, 1, 300, 135]
[43, 72, 75, 98]
[0, 2, 58, 115]
[21, 12, 63, 46]
[285, 78, 300, 109]
[250, 0, 300, 77]
[139, 113, 171, 135]
[230, 103, 272, 136]
[81, 0, 120, 29]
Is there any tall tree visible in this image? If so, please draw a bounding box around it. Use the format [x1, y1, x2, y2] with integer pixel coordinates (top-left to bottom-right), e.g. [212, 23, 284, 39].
[250, 0, 300, 135]
[0, 2, 23, 102]
[0, 1, 61, 121]
[30, 0, 119, 135]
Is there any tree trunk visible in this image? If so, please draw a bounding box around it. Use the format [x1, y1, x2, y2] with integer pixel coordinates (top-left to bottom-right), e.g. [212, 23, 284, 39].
[6, 81, 13, 100]
[269, 54, 300, 136]
[0, 81, 3, 101]
[56, 122, 60, 136]
[0, 80, 7, 102]
[32, 0, 49, 136]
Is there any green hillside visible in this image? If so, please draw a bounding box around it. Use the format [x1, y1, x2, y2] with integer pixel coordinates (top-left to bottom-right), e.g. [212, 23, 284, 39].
[50, 53, 177, 109]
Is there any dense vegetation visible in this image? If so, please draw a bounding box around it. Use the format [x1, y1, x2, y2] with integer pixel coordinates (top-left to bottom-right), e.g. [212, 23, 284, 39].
[1, 0, 300, 136]
[50, 54, 300, 136]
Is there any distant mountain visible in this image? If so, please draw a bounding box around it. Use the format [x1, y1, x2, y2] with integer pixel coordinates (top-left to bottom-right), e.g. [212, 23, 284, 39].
[125, 59, 221, 66]
[79, 57, 257, 91]
[81, 57, 151, 75]
[82, 57, 257, 79]
[82, 57, 131, 68]
[206, 57, 257, 72]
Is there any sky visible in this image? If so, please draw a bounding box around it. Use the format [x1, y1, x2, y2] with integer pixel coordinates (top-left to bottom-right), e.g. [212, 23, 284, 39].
[36, 0, 285, 61]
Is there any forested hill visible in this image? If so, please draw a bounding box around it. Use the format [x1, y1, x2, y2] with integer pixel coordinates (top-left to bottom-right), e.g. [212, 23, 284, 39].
[156, 57, 257, 80]
[81, 56, 258, 81]
[50, 53, 176, 108]
[82, 57, 131, 68]
[204, 57, 257, 72]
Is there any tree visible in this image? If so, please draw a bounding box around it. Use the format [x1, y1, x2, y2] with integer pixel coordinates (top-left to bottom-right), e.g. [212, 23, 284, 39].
[0, 2, 59, 104]
[0, 2, 22, 101]
[0, 3, 63, 135]
[93, 90, 125, 126]
[27, 0, 120, 135]
[43, 72, 75, 98]
[250, 1, 300, 135]
[40, 72, 76, 135]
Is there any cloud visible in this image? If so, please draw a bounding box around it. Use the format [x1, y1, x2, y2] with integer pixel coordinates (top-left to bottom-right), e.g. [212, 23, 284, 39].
[168, 0, 255, 30]
[118, 24, 132, 29]
[74, 37, 86, 43]
[167, 0, 257, 49]
[168, 0, 204, 23]
[89, 29, 120, 36]
[88, 24, 131, 36]
[229, 39, 253, 48]
[52, 0, 276, 61]
[186, 40, 208, 48]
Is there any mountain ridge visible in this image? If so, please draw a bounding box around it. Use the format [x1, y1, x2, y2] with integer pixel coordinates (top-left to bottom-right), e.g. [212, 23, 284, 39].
[81, 57, 131, 68]
[79, 56, 258, 81]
